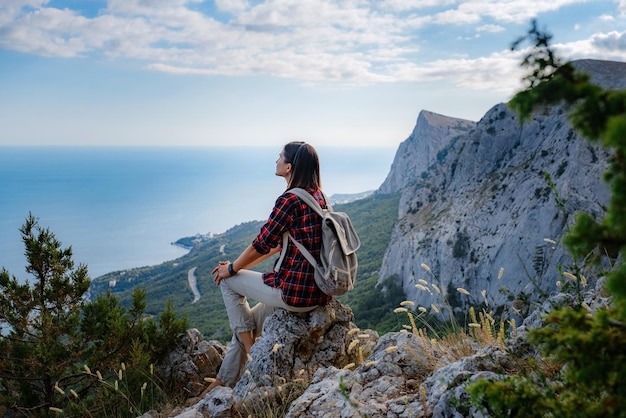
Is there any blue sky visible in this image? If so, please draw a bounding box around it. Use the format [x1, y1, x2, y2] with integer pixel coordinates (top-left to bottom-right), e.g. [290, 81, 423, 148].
[1, 0, 625, 148]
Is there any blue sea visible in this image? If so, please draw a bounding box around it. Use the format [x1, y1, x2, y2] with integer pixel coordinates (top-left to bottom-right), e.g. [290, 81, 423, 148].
[0, 146, 396, 280]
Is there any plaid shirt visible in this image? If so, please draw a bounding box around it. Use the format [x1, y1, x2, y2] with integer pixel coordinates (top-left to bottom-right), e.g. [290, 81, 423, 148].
[252, 188, 332, 307]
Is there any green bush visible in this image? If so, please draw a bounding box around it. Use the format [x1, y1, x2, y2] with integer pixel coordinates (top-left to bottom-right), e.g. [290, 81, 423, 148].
[0, 213, 188, 417]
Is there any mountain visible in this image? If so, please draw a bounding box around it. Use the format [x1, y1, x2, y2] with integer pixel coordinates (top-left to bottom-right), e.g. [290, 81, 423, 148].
[376, 59, 623, 318]
[90, 59, 623, 338]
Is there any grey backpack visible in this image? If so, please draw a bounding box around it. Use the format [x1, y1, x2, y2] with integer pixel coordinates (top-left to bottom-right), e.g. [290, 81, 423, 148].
[275, 188, 361, 296]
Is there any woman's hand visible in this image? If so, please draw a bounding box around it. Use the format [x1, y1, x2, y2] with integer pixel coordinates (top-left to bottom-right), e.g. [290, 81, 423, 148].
[212, 261, 231, 285]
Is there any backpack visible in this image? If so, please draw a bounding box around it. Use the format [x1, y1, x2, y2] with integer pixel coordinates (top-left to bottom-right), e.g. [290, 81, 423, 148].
[275, 187, 361, 296]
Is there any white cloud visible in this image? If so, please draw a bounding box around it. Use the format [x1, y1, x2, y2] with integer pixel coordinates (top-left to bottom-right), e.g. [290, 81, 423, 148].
[0, 0, 623, 92]
[215, 0, 250, 13]
[591, 30, 626, 51]
[477, 24, 505, 33]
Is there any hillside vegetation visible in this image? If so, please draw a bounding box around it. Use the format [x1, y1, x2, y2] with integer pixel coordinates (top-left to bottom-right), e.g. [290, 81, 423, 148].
[91, 192, 401, 341]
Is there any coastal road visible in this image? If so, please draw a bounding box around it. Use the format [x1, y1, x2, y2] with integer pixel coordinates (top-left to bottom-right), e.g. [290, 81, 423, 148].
[188, 267, 201, 304]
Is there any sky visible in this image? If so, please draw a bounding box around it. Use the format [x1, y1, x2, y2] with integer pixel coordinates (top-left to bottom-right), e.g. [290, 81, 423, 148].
[1, 0, 625, 148]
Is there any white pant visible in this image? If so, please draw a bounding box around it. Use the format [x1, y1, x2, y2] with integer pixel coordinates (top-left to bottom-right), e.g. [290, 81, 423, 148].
[216, 269, 316, 387]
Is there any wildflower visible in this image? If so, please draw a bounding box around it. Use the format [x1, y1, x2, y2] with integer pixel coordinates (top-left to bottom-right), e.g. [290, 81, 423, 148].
[418, 306, 427, 313]
[247, 354, 252, 362]
[115, 380, 118, 391]
[70, 389, 78, 399]
[54, 384, 65, 395]
[400, 329, 408, 334]
[481, 289, 488, 303]
[298, 369, 306, 376]
[498, 267, 504, 280]
[400, 300, 415, 306]
[431, 284, 441, 294]
[348, 328, 360, 335]
[421, 263, 431, 272]
[415, 284, 428, 291]
[272, 343, 283, 353]
[563, 272, 577, 280]
[543, 238, 556, 244]
[394, 307, 408, 313]
[343, 363, 356, 370]
[385, 345, 398, 353]
[418, 279, 428, 285]
[204, 377, 216, 383]
[582, 302, 592, 312]
[348, 340, 359, 352]
[468, 323, 481, 328]
[556, 280, 562, 286]
[83, 364, 91, 374]
[358, 333, 370, 339]
[49, 407, 63, 413]
[365, 360, 378, 367]
[581, 275, 588, 287]
[121, 362, 126, 371]
[96, 371, 103, 381]
[431, 304, 440, 313]
[457, 287, 470, 295]
[244, 370, 251, 376]
[150, 364, 154, 375]
[118, 369, 123, 380]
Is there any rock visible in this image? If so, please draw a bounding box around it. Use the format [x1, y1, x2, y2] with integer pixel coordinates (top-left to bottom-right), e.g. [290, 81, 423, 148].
[159, 328, 227, 398]
[167, 300, 371, 417]
[377, 59, 625, 321]
[233, 299, 373, 406]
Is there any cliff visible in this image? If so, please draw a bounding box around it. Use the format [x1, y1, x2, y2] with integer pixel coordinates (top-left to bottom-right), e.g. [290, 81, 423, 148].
[376, 59, 624, 317]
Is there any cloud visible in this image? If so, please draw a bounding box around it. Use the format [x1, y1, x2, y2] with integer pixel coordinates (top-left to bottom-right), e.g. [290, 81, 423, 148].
[591, 30, 626, 52]
[477, 24, 506, 33]
[0, 0, 622, 94]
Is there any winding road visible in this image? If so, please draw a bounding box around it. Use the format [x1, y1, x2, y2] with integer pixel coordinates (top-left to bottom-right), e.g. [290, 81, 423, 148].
[188, 267, 201, 304]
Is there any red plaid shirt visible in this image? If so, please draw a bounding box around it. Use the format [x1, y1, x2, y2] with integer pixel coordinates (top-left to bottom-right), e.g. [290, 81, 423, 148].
[252, 188, 332, 307]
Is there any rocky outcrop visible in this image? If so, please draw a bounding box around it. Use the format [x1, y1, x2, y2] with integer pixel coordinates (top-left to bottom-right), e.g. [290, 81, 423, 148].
[155, 300, 376, 417]
[159, 328, 227, 397]
[376, 60, 623, 320]
[379, 110, 475, 195]
[232, 299, 376, 406]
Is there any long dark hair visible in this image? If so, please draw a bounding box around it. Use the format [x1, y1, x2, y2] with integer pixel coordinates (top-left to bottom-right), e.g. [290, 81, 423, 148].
[283, 141, 322, 191]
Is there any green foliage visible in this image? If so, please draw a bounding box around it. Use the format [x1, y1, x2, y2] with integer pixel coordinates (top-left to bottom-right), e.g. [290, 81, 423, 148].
[0, 213, 188, 417]
[469, 21, 626, 417]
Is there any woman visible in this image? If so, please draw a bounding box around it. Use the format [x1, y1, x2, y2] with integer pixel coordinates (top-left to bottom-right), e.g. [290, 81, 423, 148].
[202, 141, 331, 394]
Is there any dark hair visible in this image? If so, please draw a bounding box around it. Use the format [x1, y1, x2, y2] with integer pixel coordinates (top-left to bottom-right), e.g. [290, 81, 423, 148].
[283, 141, 322, 190]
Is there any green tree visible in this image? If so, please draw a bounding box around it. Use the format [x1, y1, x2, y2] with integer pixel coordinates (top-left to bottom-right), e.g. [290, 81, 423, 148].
[0, 213, 188, 417]
[468, 21, 626, 417]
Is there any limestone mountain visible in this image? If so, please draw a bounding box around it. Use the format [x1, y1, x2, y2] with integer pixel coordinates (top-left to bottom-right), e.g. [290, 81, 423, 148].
[376, 59, 623, 318]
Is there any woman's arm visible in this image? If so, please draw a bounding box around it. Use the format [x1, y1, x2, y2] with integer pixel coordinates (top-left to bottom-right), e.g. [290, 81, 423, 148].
[237, 244, 280, 270]
[213, 244, 280, 284]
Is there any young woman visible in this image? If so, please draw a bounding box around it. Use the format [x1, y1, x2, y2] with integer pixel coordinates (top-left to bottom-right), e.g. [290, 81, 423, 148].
[202, 141, 331, 394]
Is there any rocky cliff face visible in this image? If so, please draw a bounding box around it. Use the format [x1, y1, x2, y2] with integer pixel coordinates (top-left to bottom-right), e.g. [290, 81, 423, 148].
[378, 110, 475, 195]
[377, 59, 623, 317]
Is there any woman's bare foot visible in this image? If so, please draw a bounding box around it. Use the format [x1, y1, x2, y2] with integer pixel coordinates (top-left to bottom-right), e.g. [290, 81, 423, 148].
[199, 377, 223, 398]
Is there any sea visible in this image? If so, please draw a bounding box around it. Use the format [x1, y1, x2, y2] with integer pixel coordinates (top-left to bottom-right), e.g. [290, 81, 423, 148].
[0, 146, 396, 280]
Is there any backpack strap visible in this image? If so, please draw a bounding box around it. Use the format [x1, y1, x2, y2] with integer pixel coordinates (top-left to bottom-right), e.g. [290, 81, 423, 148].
[273, 188, 327, 274]
[288, 187, 332, 214]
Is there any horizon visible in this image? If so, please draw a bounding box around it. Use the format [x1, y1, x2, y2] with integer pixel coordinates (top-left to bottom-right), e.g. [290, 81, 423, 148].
[1, 1, 625, 148]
